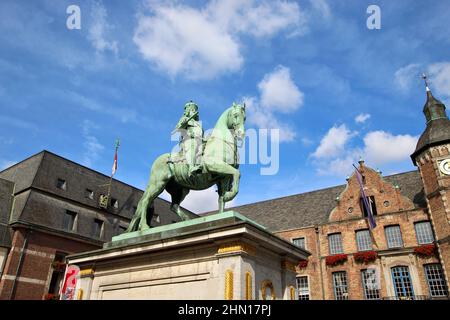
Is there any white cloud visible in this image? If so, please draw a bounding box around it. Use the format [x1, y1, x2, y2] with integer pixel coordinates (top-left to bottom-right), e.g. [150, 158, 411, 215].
[88, 1, 118, 55]
[243, 66, 303, 142]
[315, 153, 360, 177]
[394, 63, 421, 91]
[161, 186, 235, 214]
[427, 62, 450, 98]
[355, 113, 371, 124]
[258, 66, 304, 113]
[311, 125, 418, 177]
[81, 120, 105, 167]
[312, 124, 357, 159]
[363, 131, 418, 165]
[207, 0, 305, 38]
[133, 0, 305, 79]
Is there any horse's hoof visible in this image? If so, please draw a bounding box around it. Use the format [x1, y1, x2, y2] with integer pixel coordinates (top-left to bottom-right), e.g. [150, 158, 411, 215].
[139, 223, 150, 231]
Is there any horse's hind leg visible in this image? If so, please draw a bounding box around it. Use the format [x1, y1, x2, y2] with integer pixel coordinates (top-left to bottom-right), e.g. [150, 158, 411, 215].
[166, 183, 191, 221]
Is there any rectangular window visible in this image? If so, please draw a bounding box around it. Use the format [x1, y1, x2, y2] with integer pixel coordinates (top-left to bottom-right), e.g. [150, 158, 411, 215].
[85, 189, 94, 200]
[356, 229, 372, 251]
[62, 210, 76, 231]
[111, 198, 119, 209]
[328, 233, 343, 255]
[292, 237, 306, 249]
[56, 178, 66, 190]
[414, 221, 435, 245]
[296, 276, 310, 300]
[391, 266, 414, 299]
[361, 269, 380, 300]
[332, 271, 348, 300]
[92, 219, 103, 238]
[424, 264, 449, 298]
[385, 225, 403, 248]
[360, 196, 377, 217]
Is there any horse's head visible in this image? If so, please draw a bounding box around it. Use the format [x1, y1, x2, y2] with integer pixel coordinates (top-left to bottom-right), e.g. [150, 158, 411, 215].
[227, 102, 246, 142]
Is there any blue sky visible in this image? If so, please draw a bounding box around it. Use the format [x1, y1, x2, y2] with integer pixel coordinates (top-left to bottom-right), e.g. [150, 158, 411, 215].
[1, 0, 450, 213]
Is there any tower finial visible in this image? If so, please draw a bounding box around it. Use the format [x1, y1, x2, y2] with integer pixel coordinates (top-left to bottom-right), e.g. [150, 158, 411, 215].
[422, 73, 431, 92]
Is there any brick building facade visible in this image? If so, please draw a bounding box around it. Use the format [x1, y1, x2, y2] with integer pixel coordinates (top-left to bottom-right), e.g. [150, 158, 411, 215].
[225, 86, 450, 300]
[0, 151, 197, 300]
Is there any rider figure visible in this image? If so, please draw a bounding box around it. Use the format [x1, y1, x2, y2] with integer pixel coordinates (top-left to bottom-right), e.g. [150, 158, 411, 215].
[174, 100, 203, 176]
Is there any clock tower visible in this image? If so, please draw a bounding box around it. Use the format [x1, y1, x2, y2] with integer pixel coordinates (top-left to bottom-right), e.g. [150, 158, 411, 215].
[411, 79, 450, 288]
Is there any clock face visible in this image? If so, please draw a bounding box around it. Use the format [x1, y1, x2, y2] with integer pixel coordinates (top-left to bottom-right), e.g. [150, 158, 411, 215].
[439, 159, 450, 175]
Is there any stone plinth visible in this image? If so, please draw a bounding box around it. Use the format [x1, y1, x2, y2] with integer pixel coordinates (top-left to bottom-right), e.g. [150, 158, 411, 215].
[67, 211, 310, 300]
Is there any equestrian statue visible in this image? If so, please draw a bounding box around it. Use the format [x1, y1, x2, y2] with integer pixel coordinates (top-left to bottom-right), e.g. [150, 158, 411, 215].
[125, 101, 246, 232]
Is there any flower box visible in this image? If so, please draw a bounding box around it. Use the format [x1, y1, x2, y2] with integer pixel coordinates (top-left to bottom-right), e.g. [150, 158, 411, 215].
[298, 259, 308, 269]
[325, 254, 348, 266]
[414, 243, 437, 258]
[353, 251, 378, 264]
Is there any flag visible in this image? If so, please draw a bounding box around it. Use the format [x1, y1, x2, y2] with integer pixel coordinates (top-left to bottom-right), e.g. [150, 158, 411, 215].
[353, 164, 377, 229]
[111, 139, 119, 176]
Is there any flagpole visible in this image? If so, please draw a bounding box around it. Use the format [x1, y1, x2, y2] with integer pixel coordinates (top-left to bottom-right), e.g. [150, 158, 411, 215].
[352, 163, 379, 249]
[106, 138, 120, 201]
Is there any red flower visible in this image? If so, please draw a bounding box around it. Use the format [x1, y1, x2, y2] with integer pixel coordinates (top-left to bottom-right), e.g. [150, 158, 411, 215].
[298, 259, 308, 269]
[414, 243, 437, 257]
[325, 254, 348, 266]
[354, 251, 378, 264]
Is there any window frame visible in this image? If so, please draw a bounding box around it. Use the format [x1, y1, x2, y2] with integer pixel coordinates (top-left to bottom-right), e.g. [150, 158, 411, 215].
[292, 237, 306, 250]
[62, 210, 77, 232]
[384, 225, 404, 249]
[56, 178, 67, 190]
[391, 265, 414, 299]
[92, 219, 104, 238]
[332, 271, 349, 300]
[328, 233, 343, 255]
[424, 263, 449, 298]
[361, 268, 381, 300]
[355, 229, 372, 252]
[111, 198, 119, 209]
[85, 188, 94, 200]
[414, 221, 435, 245]
[296, 276, 310, 300]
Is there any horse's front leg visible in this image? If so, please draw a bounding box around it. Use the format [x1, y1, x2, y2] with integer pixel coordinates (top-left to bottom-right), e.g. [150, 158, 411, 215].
[223, 170, 240, 202]
[205, 160, 240, 203]
[217, 177, 232, 212]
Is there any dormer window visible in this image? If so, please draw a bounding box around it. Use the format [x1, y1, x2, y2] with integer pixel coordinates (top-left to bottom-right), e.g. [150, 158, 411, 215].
[111, 198, 119, 209]
[56, 178, 66, 190]
[85, 189, 94, 200]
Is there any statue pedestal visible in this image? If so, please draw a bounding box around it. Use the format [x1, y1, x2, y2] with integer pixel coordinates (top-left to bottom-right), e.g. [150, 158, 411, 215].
[67, 211, 310, 300]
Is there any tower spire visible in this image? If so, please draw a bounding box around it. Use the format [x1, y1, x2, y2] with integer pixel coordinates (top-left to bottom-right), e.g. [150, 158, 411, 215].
[421, 74, 447, 123]
[422, 73, 431, 92]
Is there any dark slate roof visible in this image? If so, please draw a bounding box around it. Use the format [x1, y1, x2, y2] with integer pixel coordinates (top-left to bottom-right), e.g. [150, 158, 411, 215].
[210, 170, 426, 232]
[0, 178, 14, 248]
[412, 118, 450, 162]
[0, 150, 197, 243]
